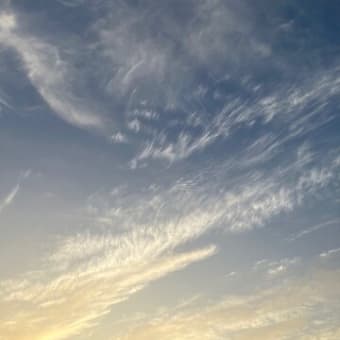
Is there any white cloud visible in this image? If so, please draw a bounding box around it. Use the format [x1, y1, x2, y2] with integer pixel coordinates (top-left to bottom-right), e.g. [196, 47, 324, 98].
[1, 146, 333, 337]
[0, 142, 338, 338]
[320, 247, 340, 259]
[1, 4, 339, 167]
[0, 245, 216, 340]
[254, 257, 300, 277]
[110, 132, 128, 143]
[0, 170, 30, 215]
[131, 64, 340, 166]
[116, 267, 340, 340]
[287, 218, 340, 242]
[0, 184, 19, 214]
[0, 3, 339, 339]
[0, 12, 16, 31]
[0, 154, 332, 338]
[0, 11, 104, 130]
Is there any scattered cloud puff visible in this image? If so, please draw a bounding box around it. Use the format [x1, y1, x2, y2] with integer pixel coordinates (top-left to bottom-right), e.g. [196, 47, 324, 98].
[110, 132, 128, 144]
[254, 257, 300, 278]
[320, 247, 340, 259]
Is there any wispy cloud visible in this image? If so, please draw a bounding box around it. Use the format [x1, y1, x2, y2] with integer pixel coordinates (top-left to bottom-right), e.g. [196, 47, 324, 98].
[116, 266, 340, 340]
[131, 65, 340, 166]
[0, 11, 105, 130]
[0, 90, 13, 112]
[253, 257, 300, 278]
[287, 218, 340, 242]
[0, 151, 338, 337]
[320, 247, 340, 259]
[0, 184, 20, 214]
[0, 2, 339, 339]
[0, 245, 216, 340]
[0, 170, 30, 215]
[1, 2, 339, 168]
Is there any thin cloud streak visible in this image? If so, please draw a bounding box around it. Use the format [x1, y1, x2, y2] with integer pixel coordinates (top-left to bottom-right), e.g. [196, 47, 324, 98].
[287, 218, 340, 242]
[0, 170, 30, 215]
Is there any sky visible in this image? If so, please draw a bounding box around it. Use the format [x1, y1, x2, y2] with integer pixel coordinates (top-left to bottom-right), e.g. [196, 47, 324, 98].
[0, 0, 340, 339]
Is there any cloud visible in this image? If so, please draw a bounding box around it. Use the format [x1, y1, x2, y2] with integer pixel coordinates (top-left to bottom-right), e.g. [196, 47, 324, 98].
[0, 245, 216, 340]
[253, 257, 300, 277]
[89, 147, 340, 236]
[131, 63, 340, 166]
[1, 2, 339, 167]
[320, 247, 340, 259]
[0, 3, 339, 339]
[0, 139, 338, 338]
[86, 0, 278, 164]
[287, 218, 340, 242]
[0, 11, 105, 130]
[56, 0, 87, 7]
[0, 184, 19, 214]
[0, 170, 30, 215]
[116, 267, 340, 340]
[0, 92, 13, 111]
[0, 151, 337, 338]
[0, 12, 16, 31]
[110, 132, 128, 144]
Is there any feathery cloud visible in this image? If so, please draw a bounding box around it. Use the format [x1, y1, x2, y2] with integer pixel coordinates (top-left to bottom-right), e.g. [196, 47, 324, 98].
[0, 246, 216, 340]
[117, 267, 340, 340]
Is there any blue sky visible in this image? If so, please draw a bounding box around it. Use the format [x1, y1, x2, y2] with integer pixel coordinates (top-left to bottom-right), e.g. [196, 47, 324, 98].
[0, 1, 340, 339]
